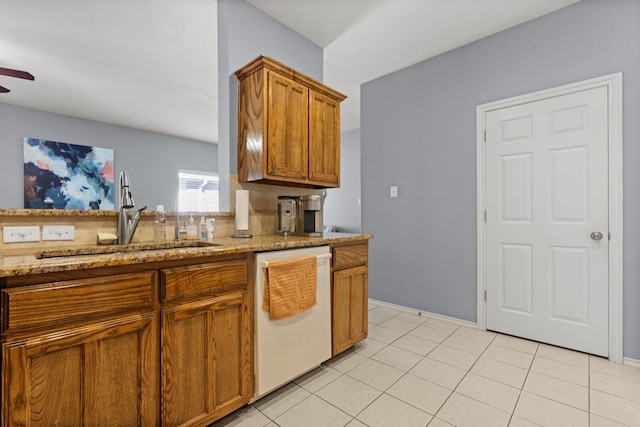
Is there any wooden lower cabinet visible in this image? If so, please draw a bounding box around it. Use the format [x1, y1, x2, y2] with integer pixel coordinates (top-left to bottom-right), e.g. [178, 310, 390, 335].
[331, 241, 369, 356]
[1, 271, 157, 427]
[161, 290, 252, 427]
[1, 254, 254, 427]
[159, 255, 253, 427]
[332, 266, 368, 355]
[2, 313, 157, 427]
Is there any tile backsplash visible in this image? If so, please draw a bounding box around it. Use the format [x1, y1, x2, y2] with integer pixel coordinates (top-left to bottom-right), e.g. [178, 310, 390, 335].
[0, 174, 322, 255]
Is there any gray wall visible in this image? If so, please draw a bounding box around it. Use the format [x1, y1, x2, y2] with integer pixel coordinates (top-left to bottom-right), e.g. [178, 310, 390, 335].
[361, 0, 640, 358]
[0, 103, 217, 210]
[324, 128, 361, 233]
[217, 0, 323, 210]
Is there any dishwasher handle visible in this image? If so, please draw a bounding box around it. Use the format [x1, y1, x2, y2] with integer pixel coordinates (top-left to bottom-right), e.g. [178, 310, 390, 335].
[261, 253, 331, 268]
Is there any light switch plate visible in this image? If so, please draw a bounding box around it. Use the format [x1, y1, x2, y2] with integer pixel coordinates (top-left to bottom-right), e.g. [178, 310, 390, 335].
[390, 186, 398, 198]
[3, 226, 40, 243]
[42, 225, 75, 241]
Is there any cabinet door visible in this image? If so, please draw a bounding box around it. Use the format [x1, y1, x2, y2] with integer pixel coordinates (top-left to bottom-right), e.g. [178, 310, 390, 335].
[2, 313, 157, 427]
[161, 291, 252, 427]
[266, 72, 309, 181]
[308, 90, 341, 186]
[332, 265, 368, 355]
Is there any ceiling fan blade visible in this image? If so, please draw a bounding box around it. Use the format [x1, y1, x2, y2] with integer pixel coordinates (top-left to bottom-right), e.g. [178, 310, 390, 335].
[0, 67, 35, 81]
[0, 85, 10, 93]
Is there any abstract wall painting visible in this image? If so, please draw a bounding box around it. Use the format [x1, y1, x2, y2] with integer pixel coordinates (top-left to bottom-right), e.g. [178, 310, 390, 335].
[23, 138, 115, 210]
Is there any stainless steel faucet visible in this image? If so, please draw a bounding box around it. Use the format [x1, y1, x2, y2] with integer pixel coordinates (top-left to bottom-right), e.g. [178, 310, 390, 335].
[174, 196, 185, 241]
[117, 171, 147, 245]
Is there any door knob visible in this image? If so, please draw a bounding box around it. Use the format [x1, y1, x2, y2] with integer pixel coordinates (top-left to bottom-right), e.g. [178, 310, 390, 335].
[590, 231, 603, 241]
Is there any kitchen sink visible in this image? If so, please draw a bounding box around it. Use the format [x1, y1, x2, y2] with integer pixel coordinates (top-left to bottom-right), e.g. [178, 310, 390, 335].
[35, 241, 221, 259]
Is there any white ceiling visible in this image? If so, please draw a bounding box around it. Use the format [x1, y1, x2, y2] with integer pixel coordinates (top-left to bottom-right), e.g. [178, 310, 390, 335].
[0, 0, 581, 144]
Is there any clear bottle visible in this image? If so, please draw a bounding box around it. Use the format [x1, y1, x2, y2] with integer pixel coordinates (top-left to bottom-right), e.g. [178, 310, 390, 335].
[207, 218, 215, 240]
[199, 217, 207, 241]
[154, 205, 166, 242]
[187, 214, 198, 237]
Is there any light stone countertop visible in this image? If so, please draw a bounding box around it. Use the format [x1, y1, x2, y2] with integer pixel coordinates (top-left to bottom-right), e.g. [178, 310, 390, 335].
[0, 233, 372, 278]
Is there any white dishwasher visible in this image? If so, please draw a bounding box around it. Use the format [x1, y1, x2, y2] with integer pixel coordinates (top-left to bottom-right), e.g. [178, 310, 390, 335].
[253, 245, 332, 400]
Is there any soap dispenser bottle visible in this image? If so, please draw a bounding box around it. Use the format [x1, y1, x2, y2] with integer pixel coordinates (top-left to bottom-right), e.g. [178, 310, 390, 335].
[187, 214, 198, 238]
[199, 217, 207, 241]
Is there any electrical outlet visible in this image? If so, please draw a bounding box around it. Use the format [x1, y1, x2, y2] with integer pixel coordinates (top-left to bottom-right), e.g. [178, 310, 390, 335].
[3, 226, 40, 243]
[42, 225, 75, 241]
[390, 186, 398, 198]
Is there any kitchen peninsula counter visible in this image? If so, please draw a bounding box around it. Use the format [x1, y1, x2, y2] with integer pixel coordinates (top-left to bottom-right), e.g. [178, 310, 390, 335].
[0, 233, 372, 279]
[0, 232, 371, 425]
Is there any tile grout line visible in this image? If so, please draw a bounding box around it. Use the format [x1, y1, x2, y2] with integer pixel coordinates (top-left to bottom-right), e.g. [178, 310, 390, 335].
[341, 311, 458, 425]
[428, 324, 466, 424]
[588, 353, 592, 426]
[364, 314, 440, 422]
[346, 311, 429, 424]
[506, 340, 540, 427]
[430, 328, 522, 425]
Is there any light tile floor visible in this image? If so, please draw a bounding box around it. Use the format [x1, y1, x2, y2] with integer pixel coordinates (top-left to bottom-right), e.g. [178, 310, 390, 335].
[212, 304, 640, 427]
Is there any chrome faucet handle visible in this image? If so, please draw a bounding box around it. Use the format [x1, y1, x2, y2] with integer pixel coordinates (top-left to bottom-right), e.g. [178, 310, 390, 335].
[132, 205, 147, 218]
[119, 171, 134, 208]
[122, 190, 134, 209]
[119, 170, 130, 187]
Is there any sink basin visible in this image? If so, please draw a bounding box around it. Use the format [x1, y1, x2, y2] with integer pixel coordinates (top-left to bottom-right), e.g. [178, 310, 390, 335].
[35, 241, 221, 259]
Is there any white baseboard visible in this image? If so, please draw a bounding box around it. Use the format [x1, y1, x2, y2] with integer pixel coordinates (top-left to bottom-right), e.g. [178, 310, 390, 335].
[369, 299, 640, 367]
[368, 298, 477, 329]
[623, 357, 640, 369]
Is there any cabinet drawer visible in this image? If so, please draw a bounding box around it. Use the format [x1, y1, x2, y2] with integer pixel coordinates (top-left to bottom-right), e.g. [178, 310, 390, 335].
[161, 259, 249, 302]
[332, 243, 368, 269]
[1, 272, 155, 335]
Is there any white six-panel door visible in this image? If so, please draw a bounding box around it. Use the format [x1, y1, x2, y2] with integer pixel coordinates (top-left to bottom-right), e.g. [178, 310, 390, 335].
[485, 86, 609, 356]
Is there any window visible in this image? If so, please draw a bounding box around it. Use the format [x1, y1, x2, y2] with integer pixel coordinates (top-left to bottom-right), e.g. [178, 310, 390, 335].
[178, 170, 219, 212]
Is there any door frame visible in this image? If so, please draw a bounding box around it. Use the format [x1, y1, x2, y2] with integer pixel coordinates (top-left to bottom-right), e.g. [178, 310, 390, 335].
[476, 73, 623, 363]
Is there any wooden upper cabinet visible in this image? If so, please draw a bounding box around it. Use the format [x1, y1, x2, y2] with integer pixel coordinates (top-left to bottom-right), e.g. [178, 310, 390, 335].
[236, 55, 346, 188]
[309, 90, 341, 184]
[267, 72, 309, 180]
